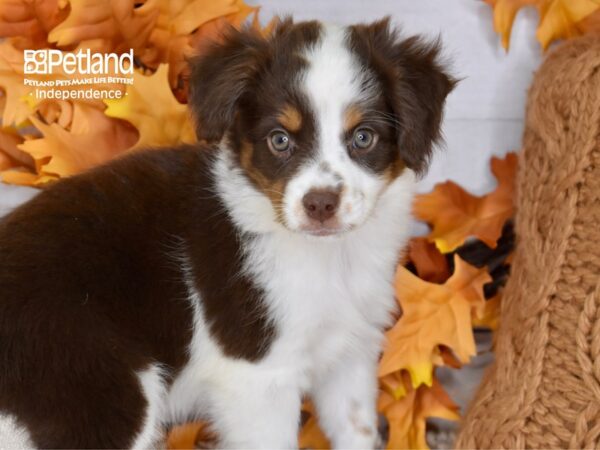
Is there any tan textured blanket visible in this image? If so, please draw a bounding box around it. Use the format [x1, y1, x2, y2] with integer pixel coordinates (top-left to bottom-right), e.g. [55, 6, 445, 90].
[455, 36, 600, 449]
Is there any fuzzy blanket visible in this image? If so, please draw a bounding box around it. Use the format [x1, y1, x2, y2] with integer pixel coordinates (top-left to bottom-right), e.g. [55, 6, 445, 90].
[456, 35, 600, 448]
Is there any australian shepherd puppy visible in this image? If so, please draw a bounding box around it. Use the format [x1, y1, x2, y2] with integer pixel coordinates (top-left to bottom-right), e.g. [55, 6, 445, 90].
[0, 18, 454, 449]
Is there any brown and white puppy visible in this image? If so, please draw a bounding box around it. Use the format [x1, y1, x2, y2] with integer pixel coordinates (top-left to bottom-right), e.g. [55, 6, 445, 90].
[0, 18, 454, 449]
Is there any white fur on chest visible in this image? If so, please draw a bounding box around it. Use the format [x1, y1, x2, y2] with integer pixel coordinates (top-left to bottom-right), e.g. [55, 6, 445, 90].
[242, 217, 403, 388]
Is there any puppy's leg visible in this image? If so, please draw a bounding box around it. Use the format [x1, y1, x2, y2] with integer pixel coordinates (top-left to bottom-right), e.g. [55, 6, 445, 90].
[210, 371, 301, 449]
[131, 364, 168, 449]
[312, 356, 379, 449]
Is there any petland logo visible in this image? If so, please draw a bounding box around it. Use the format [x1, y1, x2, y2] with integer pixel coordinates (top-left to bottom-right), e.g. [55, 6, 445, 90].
[24, 49, 134, 75]
[23, 49, 134, 100]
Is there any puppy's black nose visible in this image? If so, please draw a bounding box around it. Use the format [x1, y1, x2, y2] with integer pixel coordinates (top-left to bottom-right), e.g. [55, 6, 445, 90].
[302, 189, 340, 222]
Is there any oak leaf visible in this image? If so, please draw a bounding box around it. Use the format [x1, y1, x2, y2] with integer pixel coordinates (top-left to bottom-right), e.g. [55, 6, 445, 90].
[104, 64, 195, 150]
[413, 152, 517, 253]
[378, 255, 490, 387]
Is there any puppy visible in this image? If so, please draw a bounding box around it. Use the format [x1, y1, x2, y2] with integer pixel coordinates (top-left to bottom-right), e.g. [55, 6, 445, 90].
[0, 18, 454, 449]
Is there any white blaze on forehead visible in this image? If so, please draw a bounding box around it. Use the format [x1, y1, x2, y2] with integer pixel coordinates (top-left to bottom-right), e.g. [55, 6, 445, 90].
[302, 24, 368, 160]
[279, 24, 384, 233]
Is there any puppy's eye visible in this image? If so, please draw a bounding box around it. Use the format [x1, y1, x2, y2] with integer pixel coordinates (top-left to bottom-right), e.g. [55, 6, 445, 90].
[268, 130, 291, 154]
[352, 128, 376, 151]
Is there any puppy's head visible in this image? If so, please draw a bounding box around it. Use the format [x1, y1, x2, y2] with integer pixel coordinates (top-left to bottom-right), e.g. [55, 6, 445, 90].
[189, 18, 456, 237]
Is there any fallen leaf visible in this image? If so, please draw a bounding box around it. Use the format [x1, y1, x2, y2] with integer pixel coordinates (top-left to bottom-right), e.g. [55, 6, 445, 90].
[0, 127, 33, 169]
[0, 0, 68, 48]
[472, 294, 502, 330]
[413, 152, 517, 253]
[14, 102, 137, 183]
[485, 0, 600, 50]
[0, 40, 33, 126]
[484, 0, 540, 49]
[536, 0, 600, 48]
[408, 237, 450, 283]
[167, 421, 218, 449]
[378, 255, 490, 387]
[378, 375, 459, 450]
[298, 402, 330, 450]
[48, 0, 160, 53]
[104, 64, 195, 150]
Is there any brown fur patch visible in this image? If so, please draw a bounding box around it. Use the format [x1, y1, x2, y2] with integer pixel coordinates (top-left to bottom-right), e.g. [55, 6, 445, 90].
[344, 104, 364, 132]
[383, 158, 406, 183]
[277, 104, 303, 132]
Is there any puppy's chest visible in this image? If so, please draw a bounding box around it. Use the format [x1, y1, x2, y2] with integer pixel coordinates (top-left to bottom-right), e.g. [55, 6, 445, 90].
[245, 234, 398, 372]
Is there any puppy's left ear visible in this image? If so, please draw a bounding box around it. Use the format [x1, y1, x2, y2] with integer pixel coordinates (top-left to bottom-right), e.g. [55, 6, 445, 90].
[349, 18, 458, 175]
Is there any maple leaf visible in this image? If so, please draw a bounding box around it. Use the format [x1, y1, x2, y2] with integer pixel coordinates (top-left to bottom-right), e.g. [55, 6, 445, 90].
[407, 237, 450, 284]
[3, 102, 137, 184]
[104, 64, 195, 150]
[379, 374, 459, 450]
[378, 255, 490, 387]
[486, 0, 600, 50]
[413, 152, 517, 253]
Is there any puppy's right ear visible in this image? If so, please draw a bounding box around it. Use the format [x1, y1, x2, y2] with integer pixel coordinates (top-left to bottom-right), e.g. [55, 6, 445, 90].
[188, 26, 269, 142]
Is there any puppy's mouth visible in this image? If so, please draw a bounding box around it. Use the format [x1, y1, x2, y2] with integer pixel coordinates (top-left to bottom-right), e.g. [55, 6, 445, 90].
[297, 220, 353, 237]
[303, 227, 344, 237]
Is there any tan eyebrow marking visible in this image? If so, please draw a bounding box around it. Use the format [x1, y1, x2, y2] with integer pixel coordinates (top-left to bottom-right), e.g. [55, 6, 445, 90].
[277, 104, 302, 132]
[344, 104, 364, 131]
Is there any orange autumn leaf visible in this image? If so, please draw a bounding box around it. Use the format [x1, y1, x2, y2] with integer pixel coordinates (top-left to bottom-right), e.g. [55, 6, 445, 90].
[413, 152, 517, 253]
[0, 40, 33, 126]
[167, 421, 218, 449]
[408, 237, 450, 283]
[0, 127, 33, 170]
[104, 64, 195, 150]
[486, 0, 600, 50]
[378, 255, 490, 387]
[0, 0, 68, 48]
[379, 375, 459, 450]
[47, 0, 160, 52]
[0, 39, 128, 128]
[4, 102, 137, 184]
[298, 402, 330, 450]
[536, 0, 600, 48]
[472, 293, 502, 330]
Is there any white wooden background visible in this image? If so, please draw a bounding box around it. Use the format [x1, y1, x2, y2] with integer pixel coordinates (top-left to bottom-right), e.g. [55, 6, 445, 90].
[0, 0, 543, 219]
